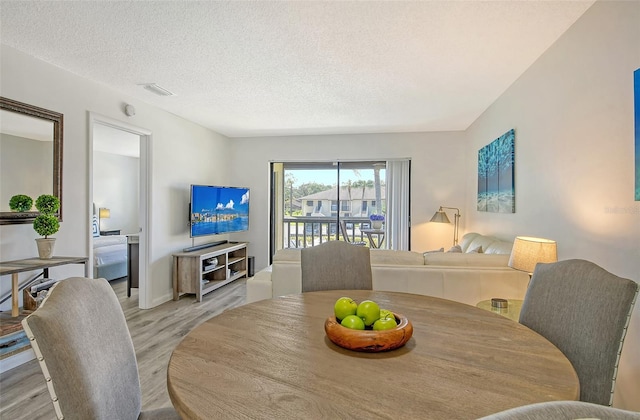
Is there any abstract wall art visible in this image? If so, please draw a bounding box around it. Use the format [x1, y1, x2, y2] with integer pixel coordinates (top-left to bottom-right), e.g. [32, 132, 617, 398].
[477, 129, 515, 213]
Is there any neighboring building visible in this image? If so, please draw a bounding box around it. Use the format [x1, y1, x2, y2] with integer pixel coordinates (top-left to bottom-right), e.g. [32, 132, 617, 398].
[300, 186, 386, 218]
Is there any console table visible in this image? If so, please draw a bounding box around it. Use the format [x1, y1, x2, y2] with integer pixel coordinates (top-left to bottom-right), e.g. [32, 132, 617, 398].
[0, 256, 89, 317]
[173, 242, 248, 302]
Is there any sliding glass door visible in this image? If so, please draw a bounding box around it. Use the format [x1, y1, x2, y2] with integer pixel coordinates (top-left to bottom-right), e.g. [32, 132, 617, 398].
[270, 160, 410, 257]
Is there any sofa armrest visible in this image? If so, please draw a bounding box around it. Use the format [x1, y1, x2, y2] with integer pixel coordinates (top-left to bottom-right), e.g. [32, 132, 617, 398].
[271, 261, 302, 297]
[246, 266, 272, 304]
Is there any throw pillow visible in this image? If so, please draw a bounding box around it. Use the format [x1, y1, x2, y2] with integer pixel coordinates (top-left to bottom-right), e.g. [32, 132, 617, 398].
[423, 248, 444, 255]
[91, 215, 100, 238]
[446, 244, 462, 253]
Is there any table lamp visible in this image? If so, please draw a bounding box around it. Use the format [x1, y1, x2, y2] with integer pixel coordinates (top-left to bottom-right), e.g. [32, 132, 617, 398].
[99, 207, 110, 230]
[430, 206, 461, 246]
[508, 236, 558, 277]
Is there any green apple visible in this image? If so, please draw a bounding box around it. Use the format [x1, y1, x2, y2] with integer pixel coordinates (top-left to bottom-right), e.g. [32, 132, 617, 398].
[373, 317, 398, 331]
[334, 297, 358, 321]
[341, 314, 365, 330]
[379, 309, 395, 321]
[356, 300, 381, 327]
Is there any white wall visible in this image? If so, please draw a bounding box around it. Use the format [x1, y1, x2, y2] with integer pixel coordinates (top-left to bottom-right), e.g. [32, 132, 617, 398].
[0, 45, 231, 309]
[229, 131, 468, 271]
[464, 1, 640, 409]
[93, 151, 139, 235]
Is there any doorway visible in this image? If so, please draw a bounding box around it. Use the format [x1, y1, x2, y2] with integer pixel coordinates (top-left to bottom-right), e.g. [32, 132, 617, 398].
[89, 113, 152, 309]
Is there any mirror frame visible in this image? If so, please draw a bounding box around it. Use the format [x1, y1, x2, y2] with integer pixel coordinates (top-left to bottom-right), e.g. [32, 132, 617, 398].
[0, 97, 63, 225]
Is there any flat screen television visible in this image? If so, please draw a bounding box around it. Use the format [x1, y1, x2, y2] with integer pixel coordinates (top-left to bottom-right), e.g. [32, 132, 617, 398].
[190, 185, 250, 237]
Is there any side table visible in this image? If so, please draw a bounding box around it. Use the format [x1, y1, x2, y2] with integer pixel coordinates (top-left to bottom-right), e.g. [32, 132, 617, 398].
[476, 299, 523, 322]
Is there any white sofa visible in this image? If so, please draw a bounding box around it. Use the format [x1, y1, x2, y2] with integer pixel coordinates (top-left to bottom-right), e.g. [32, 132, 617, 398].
[247, 233, 530, 306]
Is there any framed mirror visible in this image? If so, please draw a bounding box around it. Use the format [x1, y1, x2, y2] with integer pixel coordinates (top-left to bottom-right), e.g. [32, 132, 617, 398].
[0, 97, 63, 224]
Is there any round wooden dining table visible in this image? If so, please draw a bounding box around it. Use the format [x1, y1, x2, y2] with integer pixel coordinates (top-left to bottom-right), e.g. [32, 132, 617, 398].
[167, 290, 579, 419]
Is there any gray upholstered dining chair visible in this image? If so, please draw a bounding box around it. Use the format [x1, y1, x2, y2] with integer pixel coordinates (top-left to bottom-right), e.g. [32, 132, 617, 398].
[22, 277, 181, 420]
[477, 400, 640, 419]
[301, 240, 372, 292]
[518, 259, 639, 406]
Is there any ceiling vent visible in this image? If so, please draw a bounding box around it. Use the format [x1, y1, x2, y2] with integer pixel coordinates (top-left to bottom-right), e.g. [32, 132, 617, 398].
[140, 83, 175, 97]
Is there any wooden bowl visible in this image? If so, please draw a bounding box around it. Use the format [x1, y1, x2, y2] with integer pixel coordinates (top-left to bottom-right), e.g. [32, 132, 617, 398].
[324, 313, 413, 352]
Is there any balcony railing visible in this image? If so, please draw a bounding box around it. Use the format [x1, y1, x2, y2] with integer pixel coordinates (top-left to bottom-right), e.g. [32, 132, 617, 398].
[283, 216, 376, 248]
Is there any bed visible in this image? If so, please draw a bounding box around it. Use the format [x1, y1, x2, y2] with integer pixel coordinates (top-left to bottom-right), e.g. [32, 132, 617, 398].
[93, 234, 128, 281]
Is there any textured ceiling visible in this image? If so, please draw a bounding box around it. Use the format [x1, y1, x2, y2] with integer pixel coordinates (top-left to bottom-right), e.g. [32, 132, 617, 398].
[0, 1, 594, 138]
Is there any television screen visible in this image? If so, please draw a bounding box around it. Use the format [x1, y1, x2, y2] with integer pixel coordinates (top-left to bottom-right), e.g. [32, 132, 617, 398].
[190, 185, 250, 237]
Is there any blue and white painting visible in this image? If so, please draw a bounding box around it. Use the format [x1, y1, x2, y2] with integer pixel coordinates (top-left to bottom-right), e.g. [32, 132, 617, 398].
[478, 129, 515, 213]
[634, 68, 639, 201]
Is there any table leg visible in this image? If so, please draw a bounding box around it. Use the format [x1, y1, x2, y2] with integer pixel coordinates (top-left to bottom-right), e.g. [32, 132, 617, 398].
[365, 233, 378, 249]
[12, 273, 19, 317]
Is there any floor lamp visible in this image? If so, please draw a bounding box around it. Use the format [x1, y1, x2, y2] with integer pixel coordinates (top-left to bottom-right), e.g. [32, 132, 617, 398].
[430, 206, 461, 246]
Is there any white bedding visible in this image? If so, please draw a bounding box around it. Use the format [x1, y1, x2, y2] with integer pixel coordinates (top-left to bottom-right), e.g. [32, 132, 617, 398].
[94, 244, 127, 266]
[93, 235, 127, 249]
[93, 235, 127, 266]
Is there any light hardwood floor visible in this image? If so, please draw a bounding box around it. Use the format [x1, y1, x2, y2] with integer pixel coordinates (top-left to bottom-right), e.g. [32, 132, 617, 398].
[0, 277, 248, 419]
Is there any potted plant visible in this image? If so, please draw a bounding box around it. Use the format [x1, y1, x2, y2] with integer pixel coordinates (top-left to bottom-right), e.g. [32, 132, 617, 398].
[33, 194, 60, 259]
[9, 194, 33, 212]
[369, 214, 385, 230]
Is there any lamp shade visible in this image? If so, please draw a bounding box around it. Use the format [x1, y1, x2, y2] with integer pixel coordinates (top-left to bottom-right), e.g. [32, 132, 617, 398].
[430, 209, 451, 224]
[508, 236, 558, 274]
[99, 208, 110, 219]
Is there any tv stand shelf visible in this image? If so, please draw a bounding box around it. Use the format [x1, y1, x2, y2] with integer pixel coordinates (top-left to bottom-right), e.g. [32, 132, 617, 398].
[172, 242, 247, 302]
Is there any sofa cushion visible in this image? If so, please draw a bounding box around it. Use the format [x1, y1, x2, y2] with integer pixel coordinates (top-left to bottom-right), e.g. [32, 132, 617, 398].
[484, 241, 514, 255]
[460, 233, 482, 252]
[466, 236, 497, 253]
[460, 232, 513, 255]
[423, 253, 510, 267]
[371, 250, 424, 265]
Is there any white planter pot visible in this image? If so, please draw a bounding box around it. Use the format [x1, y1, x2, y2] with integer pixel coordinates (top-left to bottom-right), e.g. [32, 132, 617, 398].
[371, 221, 383, 230]
[36, 238, 56, 259]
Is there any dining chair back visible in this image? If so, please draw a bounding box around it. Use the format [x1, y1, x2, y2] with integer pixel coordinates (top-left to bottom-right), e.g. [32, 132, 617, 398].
[478, 400, 640, 419]
[21, 277, 180, 420]
[301, 240, 372, 292]
[519, 259, 639, 406]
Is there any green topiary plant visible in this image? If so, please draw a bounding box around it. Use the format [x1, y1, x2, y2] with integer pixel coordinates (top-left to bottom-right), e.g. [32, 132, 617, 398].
[33, 214, 60, 238]
[33, 194, 61, 238]
[9, 194, 33, 212]
[35, 194, 60, 214]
